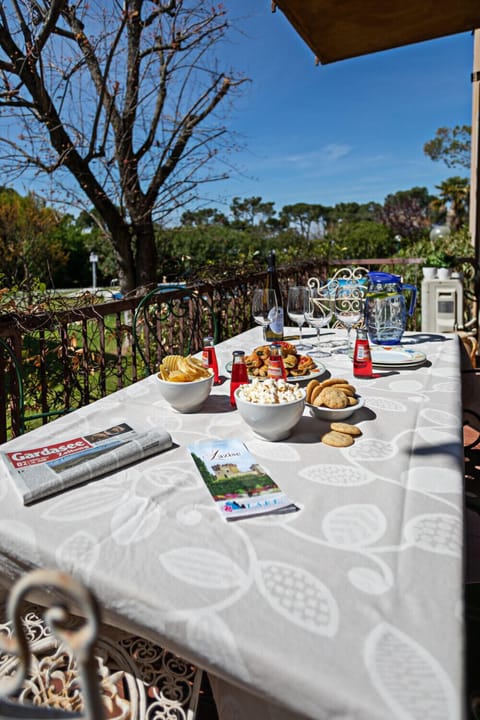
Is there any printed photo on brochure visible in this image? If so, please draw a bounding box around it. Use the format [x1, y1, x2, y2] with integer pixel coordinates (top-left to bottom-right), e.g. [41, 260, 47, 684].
[188, 437, 299, 521]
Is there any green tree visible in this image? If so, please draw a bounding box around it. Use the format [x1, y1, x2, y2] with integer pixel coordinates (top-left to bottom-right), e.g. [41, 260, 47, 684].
[230, 197, 276, 229]
[431, 176, 470, 231]
[423, 125, 471, 169]
[279, 203, 325, 241]
[180, 208, 229, 226]
[326, 220, 394, 259]
[379, 187, 434, 240]
[0, 189, 67, 289]
[0, 1, 246, 293]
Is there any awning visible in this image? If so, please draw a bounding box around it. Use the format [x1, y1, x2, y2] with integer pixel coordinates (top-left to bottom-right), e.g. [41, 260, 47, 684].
[272, 0, 480, 64]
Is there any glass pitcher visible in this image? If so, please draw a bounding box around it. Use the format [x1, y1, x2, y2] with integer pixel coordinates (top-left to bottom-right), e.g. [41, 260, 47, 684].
[364, 272, 417, 345]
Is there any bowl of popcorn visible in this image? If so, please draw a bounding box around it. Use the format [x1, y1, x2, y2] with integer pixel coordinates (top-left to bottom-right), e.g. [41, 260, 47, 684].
[157, 355, 214, 413]
[305, 377, 365, 421]
[234, 378, 306, 441]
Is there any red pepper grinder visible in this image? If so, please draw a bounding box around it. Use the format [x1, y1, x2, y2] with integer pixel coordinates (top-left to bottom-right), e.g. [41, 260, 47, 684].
[353, 327, 373, 378]
[202, 336, 220, 384]
[230, 350, 249, 407]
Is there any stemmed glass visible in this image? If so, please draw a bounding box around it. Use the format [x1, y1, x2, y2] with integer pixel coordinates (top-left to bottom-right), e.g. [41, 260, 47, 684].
[287, 286, 311, 351]
[305, 284, 334, 357]
[333, 281, 365, 354]
[252, 288, 278, 341]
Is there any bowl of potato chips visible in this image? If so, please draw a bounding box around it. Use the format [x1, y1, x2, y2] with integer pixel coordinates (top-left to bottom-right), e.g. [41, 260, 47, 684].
[157, 355, 214, 413]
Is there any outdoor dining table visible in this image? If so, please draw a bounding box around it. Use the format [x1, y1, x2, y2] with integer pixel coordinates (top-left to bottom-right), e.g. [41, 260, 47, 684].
[0, 326, 466, 720]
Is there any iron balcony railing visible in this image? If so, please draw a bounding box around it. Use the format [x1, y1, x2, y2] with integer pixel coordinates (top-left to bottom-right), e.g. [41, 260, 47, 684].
[0, 256, 474, 442]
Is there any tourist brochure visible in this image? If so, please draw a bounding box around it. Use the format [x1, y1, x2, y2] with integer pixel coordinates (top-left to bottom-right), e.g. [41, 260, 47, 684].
[0, 423, 173, 505]
[188, 437, 299, 521]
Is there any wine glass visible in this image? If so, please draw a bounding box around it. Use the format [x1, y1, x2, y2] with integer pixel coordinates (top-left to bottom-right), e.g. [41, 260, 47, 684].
[287, 286, 311, 351]
[252, 288, 278, 340]
[305, 284, 334, 357]
[333, 281, 365, 354]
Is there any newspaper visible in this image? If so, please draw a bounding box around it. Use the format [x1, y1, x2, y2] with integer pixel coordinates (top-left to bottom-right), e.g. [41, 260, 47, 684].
[188, 437, 299, 521]
[0, 423, 173, 505]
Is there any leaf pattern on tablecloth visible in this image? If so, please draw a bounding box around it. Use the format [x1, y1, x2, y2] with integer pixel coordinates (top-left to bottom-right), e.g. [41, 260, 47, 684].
[348, 438, 397, 461]
[42, 484, 125, 521]
[146, 412, 183, 432]
[432, 381, 457, 392]
[55, 531, 99, 578]
[348, 567, 393, 595]
[256, 561, 338, 637]
[415, 426, 460, 448]
[364, 622, 458, 720]
[141, 463, 202, 491]
[186, 613, 251, 683]
[160, 547, 247, 589]
[1, 520, 40, 565]
[299, 463, 373, 486]
[362, 396, 407, 413]
[111, 494, 163, 545]
[402, 466, 462, 494]
[403, 513, 461, 557]
[323, 504, 386, 548]
[419, 408, 458, 426]
[243, 440, 300, 462]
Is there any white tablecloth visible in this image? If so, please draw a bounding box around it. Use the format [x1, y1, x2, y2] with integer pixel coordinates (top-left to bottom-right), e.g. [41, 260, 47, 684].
[0, 328, 465, 720]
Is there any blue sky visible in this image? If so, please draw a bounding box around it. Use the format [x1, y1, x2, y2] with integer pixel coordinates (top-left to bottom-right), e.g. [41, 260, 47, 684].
[206, 0, 474, 215]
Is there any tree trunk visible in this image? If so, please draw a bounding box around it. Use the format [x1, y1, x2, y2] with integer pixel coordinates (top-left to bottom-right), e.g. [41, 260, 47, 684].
[133, 215, 158, 290]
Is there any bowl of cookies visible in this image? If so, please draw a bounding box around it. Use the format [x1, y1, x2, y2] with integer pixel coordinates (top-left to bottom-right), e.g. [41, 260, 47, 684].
[305, 377, 364, 421]
[157, 355, 214, 413]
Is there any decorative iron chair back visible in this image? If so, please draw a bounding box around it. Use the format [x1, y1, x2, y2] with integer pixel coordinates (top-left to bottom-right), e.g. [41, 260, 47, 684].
[0, 569, 104, 720]
[307, 266, 369, 330]
[132, 286, 218, 376]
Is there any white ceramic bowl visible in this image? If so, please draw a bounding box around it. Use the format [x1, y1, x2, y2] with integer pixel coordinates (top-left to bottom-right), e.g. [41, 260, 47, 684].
[156, 371, 214, 413]
[234, 387, 306, 441]
[307, 395, 365, 421]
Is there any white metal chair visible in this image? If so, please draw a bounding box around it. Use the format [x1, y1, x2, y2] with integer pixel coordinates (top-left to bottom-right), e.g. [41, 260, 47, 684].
[0, 570, 202, 720]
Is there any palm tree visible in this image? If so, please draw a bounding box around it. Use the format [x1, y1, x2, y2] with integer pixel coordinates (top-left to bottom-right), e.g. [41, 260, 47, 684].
[431, 176, 470, 231]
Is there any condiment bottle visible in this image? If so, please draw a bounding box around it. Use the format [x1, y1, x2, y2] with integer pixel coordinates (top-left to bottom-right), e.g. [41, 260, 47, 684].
[202, 335, 220, 384]
[230, 350, 249, 407]
[267, 343, 287, 381]
[264, 250, 284, 341]
[353, 327, 373, 378]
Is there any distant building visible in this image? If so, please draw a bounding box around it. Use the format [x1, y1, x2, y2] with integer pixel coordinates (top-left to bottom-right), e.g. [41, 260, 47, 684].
[211, 463, 263, 481]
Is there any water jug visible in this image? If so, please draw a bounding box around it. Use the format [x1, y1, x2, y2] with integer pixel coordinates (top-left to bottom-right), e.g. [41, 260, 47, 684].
[364, 272, 417, 345]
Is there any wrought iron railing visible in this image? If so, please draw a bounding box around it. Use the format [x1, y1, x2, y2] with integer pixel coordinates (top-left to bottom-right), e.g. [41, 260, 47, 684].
[0, 260, 331, 441]
[0, 256, 475, 442]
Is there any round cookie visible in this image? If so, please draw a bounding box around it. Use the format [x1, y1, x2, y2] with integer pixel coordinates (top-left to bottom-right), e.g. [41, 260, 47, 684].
[316, 387, 348, 409]
[310, 384, 324, 405]
[321, 430, 354, 447]
[319, 377, 350, 389]
[330, 422, 362, 437]
[306, 379, 320, 403]
[328, 383, 356, 396]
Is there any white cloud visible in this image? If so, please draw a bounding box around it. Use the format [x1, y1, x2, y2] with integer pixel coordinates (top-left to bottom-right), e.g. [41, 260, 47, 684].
[322, 143, 352, 162]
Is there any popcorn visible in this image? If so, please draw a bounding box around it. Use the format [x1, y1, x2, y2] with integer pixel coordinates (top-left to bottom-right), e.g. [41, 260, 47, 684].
[237, 378, 303, 404]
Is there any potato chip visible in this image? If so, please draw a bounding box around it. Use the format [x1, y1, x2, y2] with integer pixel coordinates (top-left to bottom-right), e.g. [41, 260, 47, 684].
[162, 355, 183, 370]
[158, 354, 211, 382]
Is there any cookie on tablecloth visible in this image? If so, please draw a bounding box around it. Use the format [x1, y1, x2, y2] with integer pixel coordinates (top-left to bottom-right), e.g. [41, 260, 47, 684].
[330, 422, 362, 437]
[321, 430, 354, 447]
